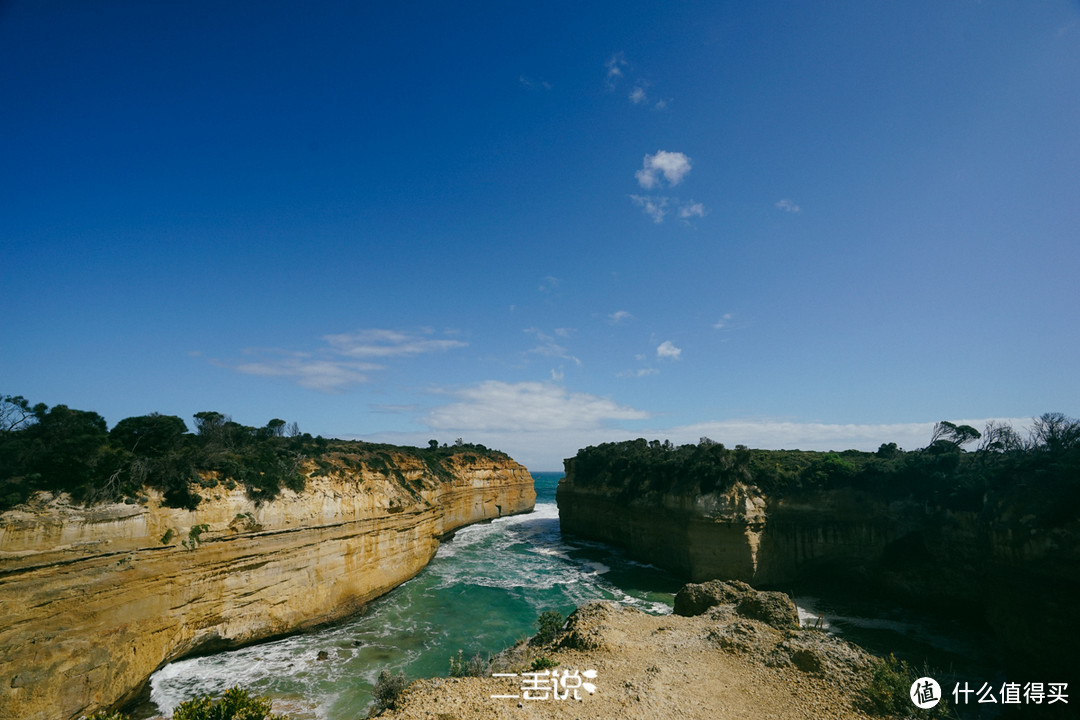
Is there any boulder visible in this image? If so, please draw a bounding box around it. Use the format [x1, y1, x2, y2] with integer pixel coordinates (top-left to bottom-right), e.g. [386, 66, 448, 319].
[673, 579, 754, 616]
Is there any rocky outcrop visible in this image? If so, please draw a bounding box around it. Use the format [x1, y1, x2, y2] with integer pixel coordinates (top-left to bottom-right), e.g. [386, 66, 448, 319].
[380, 586, 879, 720]
[674, 579, 800, 630]
[557, 470, 1080, 673]
[0, 452, 534, 720]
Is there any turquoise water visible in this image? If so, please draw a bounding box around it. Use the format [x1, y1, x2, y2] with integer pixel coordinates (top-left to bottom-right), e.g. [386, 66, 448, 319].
[146, 472, 681, 719]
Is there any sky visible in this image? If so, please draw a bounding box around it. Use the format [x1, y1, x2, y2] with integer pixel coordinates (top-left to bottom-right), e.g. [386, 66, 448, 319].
[2, 1, 1078, 470]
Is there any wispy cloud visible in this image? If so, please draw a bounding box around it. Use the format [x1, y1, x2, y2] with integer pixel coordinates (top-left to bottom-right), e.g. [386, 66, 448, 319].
[323, 329, 466, 358]
[713, 313, 734, 330]
[219, 328, 466, 393]
[617, 367, 659, 378]
[425, 381, 648, 432]
[605, 52, 628, 86]
[608, 310, 634, 324]
[371, 404, 419, 414]
[678, 201, 705, 220]
[630, 194, 668, 223]
[525, 328, 581, 367]
[538, 275, 561, 293]
[519, 75, 551, 90]
[629, 86, 647, 104]
[636, 150, 692, 189]
[656, 340, 682, 360]
[230, 355, 381, 392]
[775, 198, 801, 213]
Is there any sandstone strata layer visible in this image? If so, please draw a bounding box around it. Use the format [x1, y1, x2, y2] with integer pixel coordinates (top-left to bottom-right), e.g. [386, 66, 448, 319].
[556, 470, 1079, 673]
[0, 453, 534, 720]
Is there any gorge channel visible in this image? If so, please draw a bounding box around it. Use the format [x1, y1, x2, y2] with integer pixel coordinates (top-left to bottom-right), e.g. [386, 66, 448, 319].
[141, 473, 1004, 719]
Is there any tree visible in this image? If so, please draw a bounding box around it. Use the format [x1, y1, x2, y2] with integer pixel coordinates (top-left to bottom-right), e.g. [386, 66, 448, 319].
[193, 411, 226, 434]
[1031, 412, 1080, 452]
[0, 395, 39, 433]
[428, 439, 439, 450]
[929, 421, 981, 450]
[25, 404, 110, 493]
[978, 421, 1024, 453]
[265, 419, 286, 438]
[109, 413, 187, 454]
[876, 442, 900, 459]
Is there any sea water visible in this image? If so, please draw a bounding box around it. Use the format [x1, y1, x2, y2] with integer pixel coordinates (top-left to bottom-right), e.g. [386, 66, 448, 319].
[145, 472, 679, 719]
[145, 472, 1004, 718]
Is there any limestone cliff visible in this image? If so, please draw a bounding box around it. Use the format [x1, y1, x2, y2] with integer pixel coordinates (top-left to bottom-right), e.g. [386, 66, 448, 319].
[557, 467, 1079, 675]
[0, 452, 534, 720]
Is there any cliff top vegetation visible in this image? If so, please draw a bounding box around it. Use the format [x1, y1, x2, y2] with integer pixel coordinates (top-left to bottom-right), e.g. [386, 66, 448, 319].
[0, 394, 509, 512]
[565, 413, 1080, 524]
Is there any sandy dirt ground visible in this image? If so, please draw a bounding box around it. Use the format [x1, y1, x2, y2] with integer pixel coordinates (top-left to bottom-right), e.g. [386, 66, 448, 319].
[380, 602, 878, 720]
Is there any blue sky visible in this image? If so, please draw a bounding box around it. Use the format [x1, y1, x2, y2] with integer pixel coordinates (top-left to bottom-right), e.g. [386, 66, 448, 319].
[3, 1, 1078, 469]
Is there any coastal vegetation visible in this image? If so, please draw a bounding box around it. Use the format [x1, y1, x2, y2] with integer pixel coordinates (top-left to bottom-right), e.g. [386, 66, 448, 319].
[85, 687, 288, 720]
[0, 394, 507, 511]
[566, 413, 1080, 519]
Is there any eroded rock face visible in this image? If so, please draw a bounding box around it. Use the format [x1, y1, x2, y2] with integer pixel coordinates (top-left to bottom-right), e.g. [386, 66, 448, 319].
[0, 453, 534, 720]
[557, 469, 1080, 674]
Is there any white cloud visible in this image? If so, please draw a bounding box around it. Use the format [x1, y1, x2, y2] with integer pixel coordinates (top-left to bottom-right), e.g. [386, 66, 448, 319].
[608, 310, 633, 324]
[220, 328, 465, 393]
[323, 329, 466, 358]
[678, 201, 705, 219]
[635, 150, 692, 189]
[656, 340, 682, 360]
[617, 367, 659, 378]
[231, 355, 382, 393]
[713, 313, 734, 330]
[775, 198, 801, 213]
[538, 275, 561, 293]
[629, 86, 647, 104]
[605, 52, 627, 84]
[630, 194, 668, 223]
[425, 381, 648, 432]
[519, 75, 551, 90]
[371, 404, 419, 414]
[525, 328, 581, 366]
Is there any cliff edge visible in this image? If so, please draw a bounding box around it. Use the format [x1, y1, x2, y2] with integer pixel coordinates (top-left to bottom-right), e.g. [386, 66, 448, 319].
[0, 450, 534, 720]
[557, 443, 1080, 677]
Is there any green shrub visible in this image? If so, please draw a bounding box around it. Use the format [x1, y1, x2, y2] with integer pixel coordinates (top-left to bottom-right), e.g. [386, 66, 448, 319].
[172, 686, 286, 720]
[860, 654, 949, 718]
[84, 712, 128, 720]
[448, 650, 488, 677]
[372, 669, 408, 713]
[531, 610, 564, 645]
[529, 656, 559, 671]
